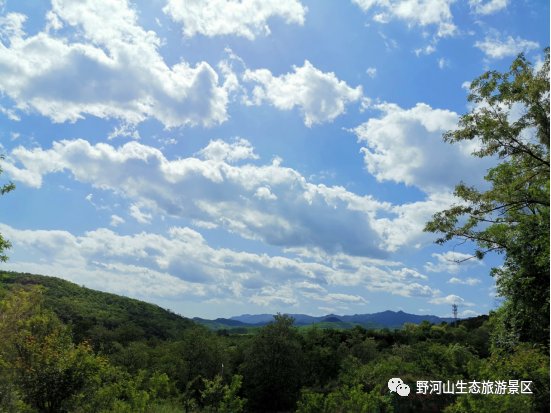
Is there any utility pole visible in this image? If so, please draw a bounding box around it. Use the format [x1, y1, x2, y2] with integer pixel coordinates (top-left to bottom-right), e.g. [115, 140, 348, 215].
[452, 303, 458, 327]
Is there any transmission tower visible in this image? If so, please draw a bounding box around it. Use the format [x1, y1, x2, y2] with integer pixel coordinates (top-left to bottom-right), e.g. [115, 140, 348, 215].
[452, 303, 458, 327]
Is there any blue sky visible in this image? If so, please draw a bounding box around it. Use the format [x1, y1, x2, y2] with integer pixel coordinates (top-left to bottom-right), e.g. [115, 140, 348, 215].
[0, 0, 548, 319]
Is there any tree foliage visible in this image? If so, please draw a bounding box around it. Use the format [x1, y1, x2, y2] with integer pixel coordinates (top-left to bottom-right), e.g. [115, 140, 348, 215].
[0, 157, 15, 262]
[1, 273, 548, 412]
[425, 49, 550, 348]
[241, 314, 305, 412]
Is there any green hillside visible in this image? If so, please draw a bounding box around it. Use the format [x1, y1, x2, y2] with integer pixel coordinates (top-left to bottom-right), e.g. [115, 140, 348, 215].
[0, 271, 195, 348]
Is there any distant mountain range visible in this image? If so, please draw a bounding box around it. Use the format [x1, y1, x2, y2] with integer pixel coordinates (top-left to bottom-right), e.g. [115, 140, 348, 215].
[194, 310, 456, 330]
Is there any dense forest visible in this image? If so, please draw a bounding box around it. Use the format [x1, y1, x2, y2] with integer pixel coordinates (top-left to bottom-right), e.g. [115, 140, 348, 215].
[0, 270, 546, 413]
[0, 51, 549, 412]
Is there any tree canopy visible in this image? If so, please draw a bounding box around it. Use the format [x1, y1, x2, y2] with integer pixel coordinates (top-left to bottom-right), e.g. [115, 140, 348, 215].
[0, 157, 14, 262]
[425, 49, 550, 348]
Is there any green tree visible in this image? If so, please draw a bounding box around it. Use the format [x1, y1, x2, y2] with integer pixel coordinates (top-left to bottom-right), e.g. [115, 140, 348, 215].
[0, 287, 101, 413]
[425, 49, 550, 348]
[296, 385, 393, 413]
[0, 157, 15, 262]
[0, 286, 183, 413]
[152, 325, 228, 398]
[241, 314, 305, 412]
[0, 287, 38, 413]
[200, 374, 246, 413]
[444, 344, 549, 413]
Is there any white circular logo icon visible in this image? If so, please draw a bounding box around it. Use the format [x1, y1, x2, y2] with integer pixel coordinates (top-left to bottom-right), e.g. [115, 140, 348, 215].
[388, 377, 410, 397]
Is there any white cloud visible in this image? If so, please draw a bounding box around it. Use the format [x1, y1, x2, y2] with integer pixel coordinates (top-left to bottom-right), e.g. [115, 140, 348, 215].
[0, 0, 229, 127]
[372, 191, 458, 252]
[414, 44, 437, 56]
[108, 123, 141, 141]
[0, 223, 439, 307]
[326, 260, 440, 297]
[250, 284, 299, 306]
[424, 251, 484, 274]
[0, 12, 26, 40]
[0, 104, 20, 121]
[6, 136, 472, 256]
[303, 291, 368, 304]
[110, 214, 125, 227]
[163, 0, 307, 39]
[429, 294, 474, 306]
[366, 67, 377, 78]
[243, 60, 363, 126]
[475, 34, 539, 60]
[197, 138, 259, 163]
[469, 0, 508, 15]
[129, 204, 152, 224]
[459, 309, 479, 317]
[6, 138, 391, 256]
[352, 0, 457, 37]
[371, 281, 438, 297]
[0, 225, 207, 299]
[392, 267, 428, 280]
[448, 277, 482, 286]
[430, 295, 458, 305]
[254, 186, 278, 201]
[352, 102, 494, 193]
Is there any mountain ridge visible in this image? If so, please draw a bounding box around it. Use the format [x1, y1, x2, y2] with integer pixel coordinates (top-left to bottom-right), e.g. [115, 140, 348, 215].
[195, 310, 456, 330]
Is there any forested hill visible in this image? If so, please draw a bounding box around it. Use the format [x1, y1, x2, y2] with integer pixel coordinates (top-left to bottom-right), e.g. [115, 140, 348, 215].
[0, 271, 195, 346]
[0, 270, 547, 413]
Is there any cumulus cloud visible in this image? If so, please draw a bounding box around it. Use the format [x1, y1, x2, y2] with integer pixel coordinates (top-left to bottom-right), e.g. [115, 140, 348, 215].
[371, 192, 457, 252]
[352, 102, 494, 194]
[7, 136, 466, 254]
[429, 294, 466, 305]
[352, 0, 457, 37]
[0, 223, 440, 308]
[110, 214, 125, 227]
[469, 0, 508, 15]
[243, 60, 363, 126]
[459, 309, 479, 317]
[6, 138, 393, 256]
[197, 138, 259, 163]
[424, 251, 484, 274]
[129, 204, 152, 224]
[0, 224, 207, 299]
[0, 0, 229, 127]
[429, 294, 474, 306]
[325, 259, 440, 297]
[475, 34, 539, 60]
[163, 0, 307, 39]
[448, 277, 482, 286]
[250, 285, 299, 306]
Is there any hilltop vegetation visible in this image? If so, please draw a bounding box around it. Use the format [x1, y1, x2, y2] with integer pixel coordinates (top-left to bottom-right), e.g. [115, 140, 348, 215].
[0, 271, 194, 347]
[0, 271, 548, 413]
